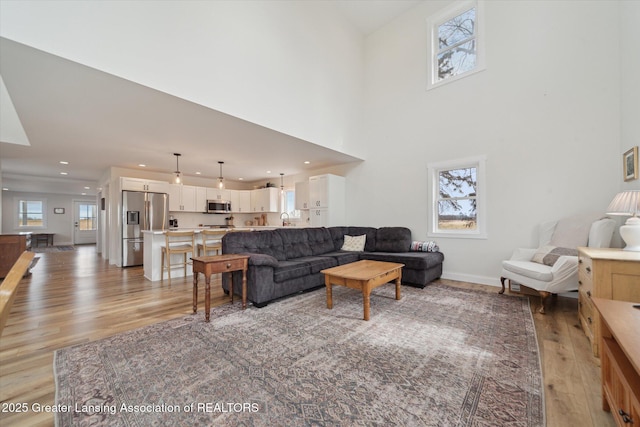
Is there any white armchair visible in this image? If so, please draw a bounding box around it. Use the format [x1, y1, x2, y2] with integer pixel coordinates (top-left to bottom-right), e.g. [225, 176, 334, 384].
[500, 216, 616, 313]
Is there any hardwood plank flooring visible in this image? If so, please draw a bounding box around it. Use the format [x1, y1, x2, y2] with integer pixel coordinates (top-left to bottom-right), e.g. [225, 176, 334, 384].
[0, 247, 614, 426]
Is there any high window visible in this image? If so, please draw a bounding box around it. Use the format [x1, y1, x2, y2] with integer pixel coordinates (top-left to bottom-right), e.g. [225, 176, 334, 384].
[428, 156, 487, 238]
[427, 0, 485, 89]
[17, 199, 46, 228]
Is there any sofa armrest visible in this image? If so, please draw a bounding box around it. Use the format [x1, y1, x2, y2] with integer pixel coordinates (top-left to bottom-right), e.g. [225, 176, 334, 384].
[246, 253, 279, 268]
[509, 248, 537, 261]
[550, 255, 578, 276]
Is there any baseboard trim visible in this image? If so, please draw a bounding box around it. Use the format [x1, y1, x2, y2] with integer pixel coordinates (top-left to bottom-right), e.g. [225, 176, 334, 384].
[440, 272, 501, 288]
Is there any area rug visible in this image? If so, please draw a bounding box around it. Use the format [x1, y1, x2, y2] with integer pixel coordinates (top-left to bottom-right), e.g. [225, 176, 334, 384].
[54, 284, 544, 426]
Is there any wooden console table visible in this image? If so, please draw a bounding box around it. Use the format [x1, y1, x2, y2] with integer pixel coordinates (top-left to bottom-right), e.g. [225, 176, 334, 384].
[191, 254, 249, 322]
[592, 298, 640, 426]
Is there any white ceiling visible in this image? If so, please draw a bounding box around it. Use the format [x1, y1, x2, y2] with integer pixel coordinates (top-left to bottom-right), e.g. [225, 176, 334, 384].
[0, 1, 421, 196]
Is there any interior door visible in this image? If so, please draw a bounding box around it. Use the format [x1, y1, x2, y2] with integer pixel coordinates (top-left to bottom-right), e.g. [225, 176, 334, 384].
[74, 201, 97, 245]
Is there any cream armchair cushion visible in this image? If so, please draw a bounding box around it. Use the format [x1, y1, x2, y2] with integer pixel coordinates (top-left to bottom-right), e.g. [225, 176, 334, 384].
[500, 216, 616, 312]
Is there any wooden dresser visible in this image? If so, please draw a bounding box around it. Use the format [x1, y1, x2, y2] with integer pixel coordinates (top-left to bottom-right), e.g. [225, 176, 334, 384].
[592, 298, 640, 427]
[578, 247, 640, 357]
[0, 234, 28, 279]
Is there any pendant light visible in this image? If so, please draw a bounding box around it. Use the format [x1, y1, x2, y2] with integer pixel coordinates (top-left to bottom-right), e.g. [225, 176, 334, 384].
[173, 153, 182, 184]
[217, 161, 225, 190]
[280, 173, 285, 195]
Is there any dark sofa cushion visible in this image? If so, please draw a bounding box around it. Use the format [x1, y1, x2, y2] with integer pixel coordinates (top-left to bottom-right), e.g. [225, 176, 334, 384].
[276, 228, 312, 260]
[305, 227, 335, 255]
[359, 251, 445, 270]
[319, 251, 361, 265]
[347, 227, 377, 252]
[376, 227, 412, 252]
[295, 256, 338, 273]
[223, 230, 286, 261]
[274, 260, 311, 282]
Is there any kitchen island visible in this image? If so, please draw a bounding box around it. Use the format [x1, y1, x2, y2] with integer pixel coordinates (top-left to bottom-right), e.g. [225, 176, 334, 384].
[142, 227, 282, 281]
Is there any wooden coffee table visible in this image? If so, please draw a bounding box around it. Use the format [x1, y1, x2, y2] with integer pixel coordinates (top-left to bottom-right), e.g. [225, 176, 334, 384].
[192, 254, 249, 322]
[321, 260, 404, 321]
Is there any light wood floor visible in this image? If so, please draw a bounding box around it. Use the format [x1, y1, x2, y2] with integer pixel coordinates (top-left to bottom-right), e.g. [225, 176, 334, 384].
[0, 246, 614, 426]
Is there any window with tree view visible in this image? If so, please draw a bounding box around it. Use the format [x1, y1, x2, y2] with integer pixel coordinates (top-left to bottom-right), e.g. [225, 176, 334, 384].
[429, 156, 486, 238]
[428, 1, 484, 89]
[437, 167, 477, 231]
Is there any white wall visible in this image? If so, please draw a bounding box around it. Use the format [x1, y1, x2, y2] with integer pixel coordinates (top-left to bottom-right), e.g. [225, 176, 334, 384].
[0, 0, 364, 156]
[346, 0, 623, 285]
[620, 0, 640, 192]
[1, 191, 96, 245]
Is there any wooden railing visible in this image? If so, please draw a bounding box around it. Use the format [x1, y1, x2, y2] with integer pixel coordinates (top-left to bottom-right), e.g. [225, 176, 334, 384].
[0, 251, 35, 336]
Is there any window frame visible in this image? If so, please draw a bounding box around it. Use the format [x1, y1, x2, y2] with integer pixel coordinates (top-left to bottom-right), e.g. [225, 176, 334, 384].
[427, 155, 487, 239]
[427, 0, 485, 90]
[15, 197, 47, 229]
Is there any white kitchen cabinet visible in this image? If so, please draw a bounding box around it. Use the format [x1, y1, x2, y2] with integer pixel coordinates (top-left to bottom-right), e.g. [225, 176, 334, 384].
[308, 174, 345, 227]
[169, 184, 206, 212]
[295, 181, 310, 210]
[121, 177, 170, 193]
[251, 188, 279, 213]
[230, 190, 251, 213]
[206, 187, 230, 201]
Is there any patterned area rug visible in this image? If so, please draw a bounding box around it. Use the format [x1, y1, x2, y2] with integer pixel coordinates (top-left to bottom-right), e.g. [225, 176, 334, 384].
[54, 284, 544, 426]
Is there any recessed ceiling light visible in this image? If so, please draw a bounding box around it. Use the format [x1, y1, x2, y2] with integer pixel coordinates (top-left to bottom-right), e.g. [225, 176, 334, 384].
[59, 161, 69, 165]
[238, 178, 244, 181]
[84, 186, 90, 190]
[266, 170, 271, 174]
[195, 171, 201, 175]
[304, 161, 310, 164]
[2, 188, 8, 191]
[60, 172, 68, 175]
[138, 164, 146, 167]
[81, 193, 87, 195]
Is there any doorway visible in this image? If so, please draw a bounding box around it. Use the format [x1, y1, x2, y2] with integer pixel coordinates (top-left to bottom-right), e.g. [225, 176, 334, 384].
[73, 201, 97, 245]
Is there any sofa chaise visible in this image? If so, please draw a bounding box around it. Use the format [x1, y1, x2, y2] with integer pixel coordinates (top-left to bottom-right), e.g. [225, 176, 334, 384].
[221, 226, 444, 307]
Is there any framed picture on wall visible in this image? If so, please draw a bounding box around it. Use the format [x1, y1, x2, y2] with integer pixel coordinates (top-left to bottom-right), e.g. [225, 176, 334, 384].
[624, 146, 639, 181]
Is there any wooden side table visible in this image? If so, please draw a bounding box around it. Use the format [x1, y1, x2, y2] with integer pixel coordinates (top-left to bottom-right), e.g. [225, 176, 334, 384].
[192, 254, 249, 322]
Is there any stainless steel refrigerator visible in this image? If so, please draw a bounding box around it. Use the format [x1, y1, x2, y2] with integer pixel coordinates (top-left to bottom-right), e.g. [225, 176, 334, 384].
[122, 190, 169, 267]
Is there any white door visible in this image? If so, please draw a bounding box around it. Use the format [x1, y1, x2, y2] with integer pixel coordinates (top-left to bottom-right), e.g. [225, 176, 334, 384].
[74, 201, 97, 244]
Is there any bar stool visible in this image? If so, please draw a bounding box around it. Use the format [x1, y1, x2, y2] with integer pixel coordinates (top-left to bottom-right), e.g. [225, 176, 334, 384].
[197, 229, 227, 256]
[160, 230, 195, 286]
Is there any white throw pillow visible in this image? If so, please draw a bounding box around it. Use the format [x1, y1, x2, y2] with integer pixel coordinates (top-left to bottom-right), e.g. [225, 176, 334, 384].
[341, 235, 366, 252]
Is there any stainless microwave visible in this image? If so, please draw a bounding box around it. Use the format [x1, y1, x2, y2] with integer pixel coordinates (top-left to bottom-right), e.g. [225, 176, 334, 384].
[207, 200, 231, 214]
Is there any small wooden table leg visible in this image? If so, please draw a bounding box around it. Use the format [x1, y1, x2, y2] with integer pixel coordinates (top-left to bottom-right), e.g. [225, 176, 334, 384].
[193, 272, 198, 314]
[325, 276, 333, 309]
[241, 269, 247, 309]
[362, 281, 371, 321]
[205, 274, 211, 323]
[395, 272, 402, 300]
[228, 272, 234, 305]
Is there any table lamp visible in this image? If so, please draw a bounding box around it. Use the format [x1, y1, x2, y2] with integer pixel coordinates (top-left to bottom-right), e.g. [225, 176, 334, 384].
[606, 190, 640, 251]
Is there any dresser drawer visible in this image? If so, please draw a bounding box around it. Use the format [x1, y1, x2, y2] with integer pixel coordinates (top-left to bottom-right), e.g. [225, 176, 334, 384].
[578, 255, 593, 293]
[578, 291, 597, 355]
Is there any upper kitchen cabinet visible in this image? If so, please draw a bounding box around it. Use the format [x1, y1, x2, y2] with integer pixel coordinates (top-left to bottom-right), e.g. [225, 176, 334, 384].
[121, 177, 170, 193]
[295, 181, 310, 210]
[230, 190, 251, 213]
[308, 174, 346, 227]
[169, 184, 206, 212]
[309, 174, 345, 209]
[206, 187, 230, 201]
[251, 187, 279, 213]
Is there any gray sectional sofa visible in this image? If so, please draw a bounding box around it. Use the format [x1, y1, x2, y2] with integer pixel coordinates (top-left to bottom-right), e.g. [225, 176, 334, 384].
[221, 226, 444, 307]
